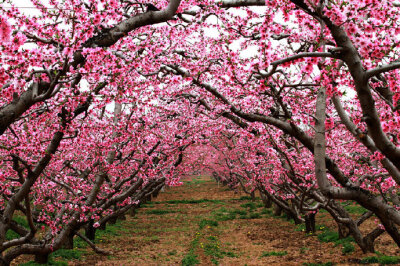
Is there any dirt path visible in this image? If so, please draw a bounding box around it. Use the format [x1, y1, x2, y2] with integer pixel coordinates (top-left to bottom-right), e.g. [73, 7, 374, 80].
[70, 176, 399, 265]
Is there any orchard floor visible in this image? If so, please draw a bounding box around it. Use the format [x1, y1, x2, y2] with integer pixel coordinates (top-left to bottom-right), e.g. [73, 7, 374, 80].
[17, 176, 400, 265]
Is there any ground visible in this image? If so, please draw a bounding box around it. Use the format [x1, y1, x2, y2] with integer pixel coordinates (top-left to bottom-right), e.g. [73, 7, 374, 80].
[15, 176, 400, 265]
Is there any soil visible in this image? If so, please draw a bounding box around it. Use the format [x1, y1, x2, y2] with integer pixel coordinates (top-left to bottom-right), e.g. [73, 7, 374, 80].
[15, 176, 400, 265]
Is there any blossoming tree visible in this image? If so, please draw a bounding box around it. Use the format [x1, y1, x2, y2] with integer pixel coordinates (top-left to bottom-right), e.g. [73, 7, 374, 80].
[1, 0, 400, 264]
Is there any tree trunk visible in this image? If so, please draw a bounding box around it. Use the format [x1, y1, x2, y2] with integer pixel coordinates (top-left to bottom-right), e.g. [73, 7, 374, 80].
[338, 223, 350, 238]
[273, 204, 282, 216]
[62, 231, 75, 249]
[34, 253, 49, 264]
[129, 207, 137, 216]
[109, 217, 118, 225]
[0, 257, 10, 266]
[85, 220, 96, 241]
[305, 213, 316, 233]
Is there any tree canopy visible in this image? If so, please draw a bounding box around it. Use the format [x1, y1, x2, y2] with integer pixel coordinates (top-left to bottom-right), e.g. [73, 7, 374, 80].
[1, 0, 400, 264]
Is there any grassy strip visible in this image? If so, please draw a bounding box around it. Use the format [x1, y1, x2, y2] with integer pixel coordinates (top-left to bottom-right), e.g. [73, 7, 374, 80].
[260, 251, 288, 257]
[294, 223, 355, 255]
[20, 260, 68, 266]
[145, 209, 177, 215]
[303, 263, 334, 266]
[19, 249, 87, 266]
[182, 232, 201, 266]
[164, 199, 224, 204]
[20, 219, 130, 265]
[359, 255, 400, 264]
[202, 235, 238, 265]
[317, 229, 355, 254]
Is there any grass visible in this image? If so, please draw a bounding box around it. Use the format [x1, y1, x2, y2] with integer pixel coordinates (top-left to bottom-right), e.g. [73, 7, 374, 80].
[341, 201, 367, 215]
[167, 250, 177, 256]
[143, 235, 160, 242]
[19, 247, 84, 266]
[294, 222, 355, 255]
[51, 249, 85, 260]
[141, 201, 156, 207]
[248, 213, 261, 219]
[300, 246, 309, 254]
[163, 199, 224, 204]
[303, 263, 334, 266]
[260, 251, 288, 257]
[203, 236, 224, 265]
[182, 230, 202, 265]
[20, 260, 68, 266]
[145, 209, 177, 215]
[74, 237, 89, 248]
[184, 177, 208, 186]
[202, 235, 238, 265]
[6, 215, 30, 240]
[317, 228, 355, 254]
[260, 208, 272, 215]
[235, 196, 255, 201]
[95, 221, 124, 239]
[212, 207, 241, 221]
[182, 251, 200, 266]
[211, 203, 265, 222]
[182, 203, 242, 266]
[198, 219, 219, 229]
[360, 255, 400, 264]
[240, 202, 257, 210]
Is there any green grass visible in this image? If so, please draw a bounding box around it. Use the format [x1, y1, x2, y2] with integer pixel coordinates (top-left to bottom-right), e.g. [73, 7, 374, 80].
[341, 242, 355, 254]
[214, 211, 237, 221]
[6, 215, 30, 240]
[295, 224, 327, 233]
[201, 235, 238, 265]
[167, 250, 177, 256]
[360, 255, 400, 264]
[342, 202, 367, 215]
[51, 249, 85, 260]
[6, 229, 19, 241]
[184, 178, 208, 186]
[318, 230, 340, 242]
[211, 204, 264, 221]
[19, 259, 68, 266]
[317, 229, 355, 254]
[212, 207, 244, 221]
[260, 208, 272, 216]
[240, 202, 257, 210]
[232, 209, 247, 215]
[143, 235, 160, 242]
[182, 230, 202, 265]
[198, 219, 219, 229]
[260, 251, 288, 257]
[164, 199, 223, 204]
[303, 263, 334, 266]
[204, 237, 224, 265]
[74, 237, 89, 248]
[141, 201, 156, 207]
[182, 251, 200, 266]
[95, 219, 130, 240]
[145, 209, 177, 215]
[248, 213, 261, 219]
[300, 246, 309, 254]
[235, 196, 258, 201]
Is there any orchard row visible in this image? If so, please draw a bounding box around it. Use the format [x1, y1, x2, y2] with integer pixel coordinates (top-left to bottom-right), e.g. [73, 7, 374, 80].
[0, 0, 400, 264]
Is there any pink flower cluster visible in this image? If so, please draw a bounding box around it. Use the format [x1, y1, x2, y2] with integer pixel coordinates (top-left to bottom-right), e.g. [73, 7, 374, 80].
[0, 16, 11, 42]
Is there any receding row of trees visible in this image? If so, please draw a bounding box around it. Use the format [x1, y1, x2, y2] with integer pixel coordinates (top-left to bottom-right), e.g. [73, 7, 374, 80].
[1, 0, 400, 264]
